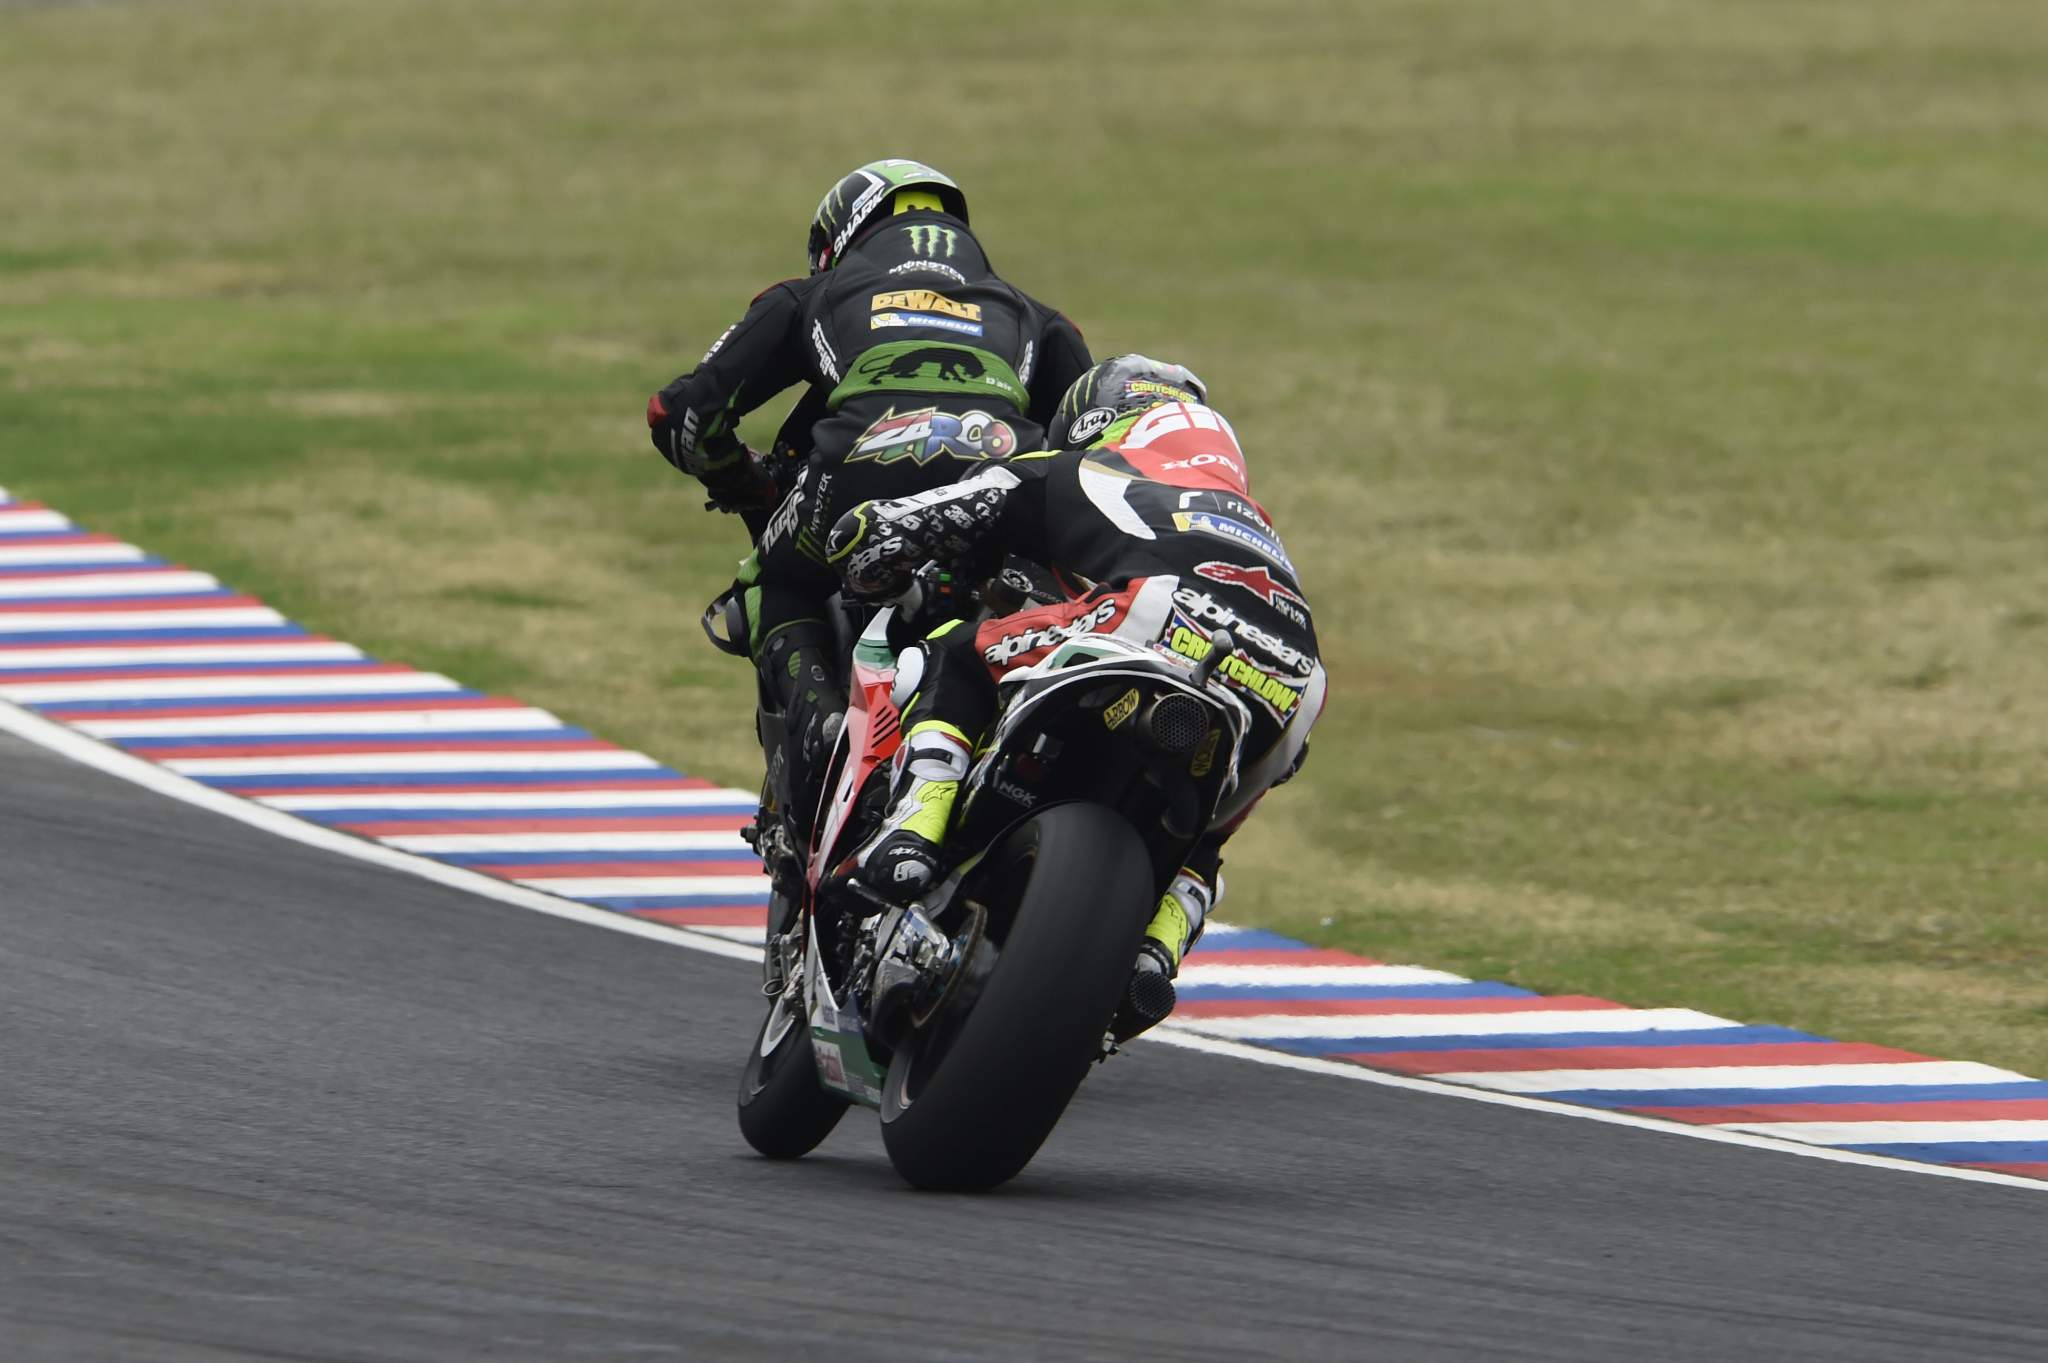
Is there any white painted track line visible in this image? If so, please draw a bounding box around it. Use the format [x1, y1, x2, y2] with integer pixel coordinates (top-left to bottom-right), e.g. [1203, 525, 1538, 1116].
[3, 695, 2042, 1195]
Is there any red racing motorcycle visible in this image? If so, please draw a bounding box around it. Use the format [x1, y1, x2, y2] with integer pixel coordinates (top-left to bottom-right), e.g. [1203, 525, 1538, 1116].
[725, 584, 1250, 1191]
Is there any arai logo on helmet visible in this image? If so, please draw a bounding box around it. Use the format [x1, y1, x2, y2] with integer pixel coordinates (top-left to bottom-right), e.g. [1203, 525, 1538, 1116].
[1065, 406, 1117, 446]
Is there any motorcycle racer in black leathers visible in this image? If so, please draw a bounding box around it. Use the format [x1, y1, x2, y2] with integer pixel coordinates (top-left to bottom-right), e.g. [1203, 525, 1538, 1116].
[645, 158, 1091, 830]
[823, 356, 1327, 1038]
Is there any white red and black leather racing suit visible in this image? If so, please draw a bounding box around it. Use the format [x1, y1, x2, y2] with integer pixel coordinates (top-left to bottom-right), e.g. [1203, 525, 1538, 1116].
[826, 401, 1326, 878]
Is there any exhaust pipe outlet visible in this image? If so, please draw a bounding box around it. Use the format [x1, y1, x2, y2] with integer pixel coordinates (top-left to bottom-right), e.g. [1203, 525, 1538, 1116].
[1142, 691, 1209, 756]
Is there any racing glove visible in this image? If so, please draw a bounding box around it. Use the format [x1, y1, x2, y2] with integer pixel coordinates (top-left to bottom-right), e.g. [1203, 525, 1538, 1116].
[826, 468, 1020, 600]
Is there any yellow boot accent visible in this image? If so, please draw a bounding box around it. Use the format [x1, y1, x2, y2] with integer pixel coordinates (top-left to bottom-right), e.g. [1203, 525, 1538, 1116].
[900, 778, 959, 844]
[1144, 892, 1194, 971]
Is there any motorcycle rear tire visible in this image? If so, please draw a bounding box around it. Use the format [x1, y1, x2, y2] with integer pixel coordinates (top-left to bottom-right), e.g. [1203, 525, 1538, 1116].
[878, 802, 1154, 1191]
[737, 991, 848, 1159]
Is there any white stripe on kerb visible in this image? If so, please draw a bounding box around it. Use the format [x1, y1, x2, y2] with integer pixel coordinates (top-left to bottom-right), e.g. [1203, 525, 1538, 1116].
[1433, 1062, 2034, 1094]
[80, 707, 565, 738]
[1176, 963, 1469, 988]
[162, 750, 658, 776]
[1715, 1120, 2048, 1145]
[0, 608, 284, 633]
[0, 673, 463, 703]
[0, 571, 220, 599]
[262, 789, 752, 811]
[0, 545, 147, 566]
[0, 511, 76, 532]
[380, 832, 751, 854]
[1185, 1007, 1737, 1041]
[0, 643, 362, 670]
[514, 876, 771, 898]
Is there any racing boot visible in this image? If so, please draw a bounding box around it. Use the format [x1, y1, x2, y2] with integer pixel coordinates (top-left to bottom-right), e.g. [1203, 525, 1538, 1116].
[849, 720, 974, 902]
[758, 620, 845, 835]
[1112, 870, 1215, 1042]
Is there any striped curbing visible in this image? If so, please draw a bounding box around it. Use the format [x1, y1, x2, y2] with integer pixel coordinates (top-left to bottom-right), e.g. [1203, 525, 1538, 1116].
[2, 486, 2043, 1184]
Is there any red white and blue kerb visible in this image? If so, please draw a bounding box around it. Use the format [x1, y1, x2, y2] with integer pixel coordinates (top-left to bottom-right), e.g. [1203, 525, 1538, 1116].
[4, 486, 2043, 1182]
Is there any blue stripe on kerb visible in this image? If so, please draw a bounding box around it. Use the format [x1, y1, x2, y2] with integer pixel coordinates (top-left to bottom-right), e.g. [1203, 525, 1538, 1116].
[1839, 1140, 2048, 1164]
[1190, 929, 1321, 952]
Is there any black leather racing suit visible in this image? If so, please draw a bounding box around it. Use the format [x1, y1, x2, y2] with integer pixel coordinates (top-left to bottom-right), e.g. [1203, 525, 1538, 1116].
[645, 210, 1091, 821]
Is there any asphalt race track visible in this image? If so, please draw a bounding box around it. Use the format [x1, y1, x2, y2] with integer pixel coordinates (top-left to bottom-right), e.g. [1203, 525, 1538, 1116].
[3, 730, 2045, 1363]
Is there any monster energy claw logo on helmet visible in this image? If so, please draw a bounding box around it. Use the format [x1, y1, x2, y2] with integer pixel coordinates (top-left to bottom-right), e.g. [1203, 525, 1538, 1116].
[808, 159, 969, 275]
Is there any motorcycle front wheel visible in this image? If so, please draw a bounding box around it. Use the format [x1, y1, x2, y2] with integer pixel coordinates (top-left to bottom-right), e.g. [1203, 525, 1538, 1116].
[878, 802, 1154, 1191]
[737, 988, 848, 1159]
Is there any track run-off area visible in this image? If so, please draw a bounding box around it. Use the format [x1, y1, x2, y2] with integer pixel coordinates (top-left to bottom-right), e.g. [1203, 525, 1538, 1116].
[3, 487, 2047, 1359]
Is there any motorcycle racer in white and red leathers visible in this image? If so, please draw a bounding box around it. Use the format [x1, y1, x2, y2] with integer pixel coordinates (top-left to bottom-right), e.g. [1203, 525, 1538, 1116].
[823, 356, 1326, 1037]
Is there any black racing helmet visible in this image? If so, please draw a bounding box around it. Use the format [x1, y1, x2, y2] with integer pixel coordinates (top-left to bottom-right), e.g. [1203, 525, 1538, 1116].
[1047, 354, 1209, 449]
[807, 159, 968, 275]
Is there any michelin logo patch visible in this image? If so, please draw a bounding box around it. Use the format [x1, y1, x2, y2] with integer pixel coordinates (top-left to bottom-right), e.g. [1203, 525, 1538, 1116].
[1171, 511, 1295, 573]
[870, 311, 985, 337]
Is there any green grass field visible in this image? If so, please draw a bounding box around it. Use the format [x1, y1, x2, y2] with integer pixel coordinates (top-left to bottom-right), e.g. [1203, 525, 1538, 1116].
[5, 0, 2045, 1073]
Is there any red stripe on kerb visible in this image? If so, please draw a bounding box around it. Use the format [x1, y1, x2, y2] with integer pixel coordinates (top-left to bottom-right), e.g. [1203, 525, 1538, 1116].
[1957, 1162, 2048, 1180]
[1637, 1099, 2048, 1125]
[343, 815, 749, 836]
[633, 907, 770, 929]
[0, 594, 263, 613]
[1346, 1041, 1930, 1074]
[1192, 948, 1383, 967]
[1175, 994, 1630, 1020]
[476, 860, 765, 878]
